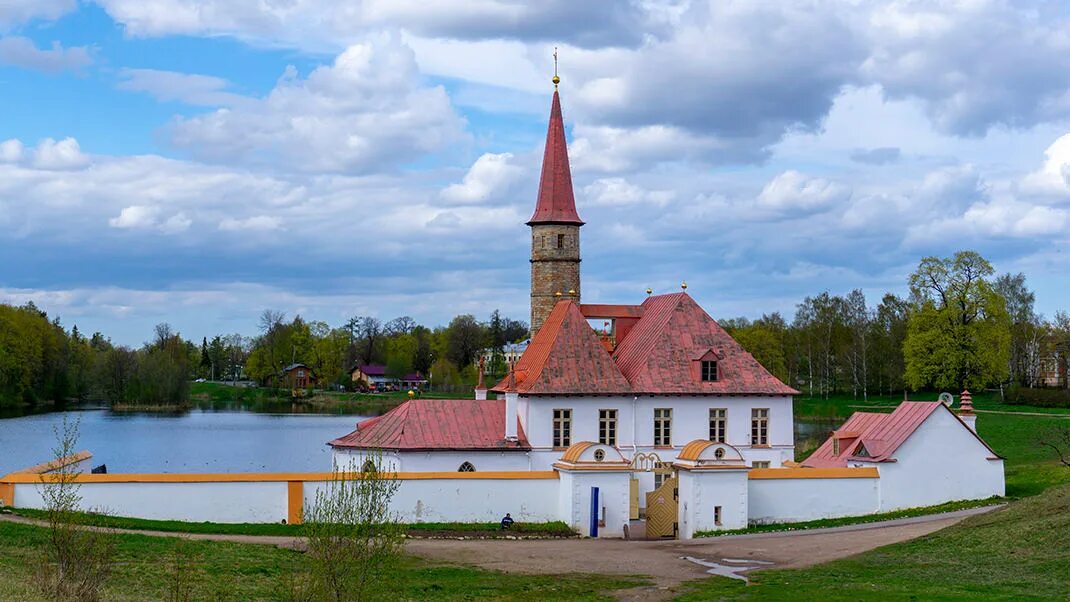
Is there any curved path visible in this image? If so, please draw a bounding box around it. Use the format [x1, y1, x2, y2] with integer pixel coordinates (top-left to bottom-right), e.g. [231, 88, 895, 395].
[0, 505, 1000, 599]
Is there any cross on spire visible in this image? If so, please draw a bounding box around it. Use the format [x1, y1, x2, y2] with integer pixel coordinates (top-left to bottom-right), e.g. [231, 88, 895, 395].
[552, 47, 560, 88]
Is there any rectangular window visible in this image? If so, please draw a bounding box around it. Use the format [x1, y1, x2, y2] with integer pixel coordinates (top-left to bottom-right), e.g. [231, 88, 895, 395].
[751, 408, 769, 445]
[653, 408, 672, 446]
[832, 438, 840, 456]
[598, 409, 618, 446]
[654, 464, 672, 489]
[557, 233, 565, 249]
[752, 461, 771, 469]
[701, 360, 718, 381]
[714, 506, 722, 526]
[552, 409, 572, 449]
[709, 408, 726, 442]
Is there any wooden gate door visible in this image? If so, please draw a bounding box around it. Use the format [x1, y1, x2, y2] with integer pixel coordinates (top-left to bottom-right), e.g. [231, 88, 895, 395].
[644, 477, 678, 538]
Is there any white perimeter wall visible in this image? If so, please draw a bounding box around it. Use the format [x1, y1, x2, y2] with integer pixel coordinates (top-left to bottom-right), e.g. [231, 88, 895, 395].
[678, 469, 749, 538]
[556, 470, 631, 537]
[331, 449, 531, 473]
[748, 475, 880, 524]
[13, 481, 289, 523]
[876, 410, 1005, 511]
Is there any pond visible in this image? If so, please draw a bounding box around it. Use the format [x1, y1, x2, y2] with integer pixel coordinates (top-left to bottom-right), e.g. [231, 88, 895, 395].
[0, 406, 837, 476]
[0, 407, 368, 476]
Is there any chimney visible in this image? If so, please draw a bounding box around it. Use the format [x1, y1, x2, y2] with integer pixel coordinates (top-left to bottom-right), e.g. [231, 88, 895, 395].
[504, 365, 518, 441]
[475, 356, 487, 401]
[958, 389, 977, 433]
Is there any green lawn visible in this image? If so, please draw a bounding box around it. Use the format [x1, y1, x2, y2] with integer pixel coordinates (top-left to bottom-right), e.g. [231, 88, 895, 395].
[676, 482, 1070, 601]
[0, 520, 643, 602]
[188, 382, 469, 415]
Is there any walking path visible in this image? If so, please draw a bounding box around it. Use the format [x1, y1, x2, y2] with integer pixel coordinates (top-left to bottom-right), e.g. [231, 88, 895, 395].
[0, 504, 1000, 600]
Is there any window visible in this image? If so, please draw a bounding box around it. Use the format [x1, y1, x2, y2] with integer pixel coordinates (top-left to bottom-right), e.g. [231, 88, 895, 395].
[714, 505, 722, 526]
[557, 233, 565, 249]
[552, 409, 572, 448]
[594, 449, 606, 462]
[832, 438, 840, 456]
[297, 369, 305, 378]
[653, 408, 672, 446]
[654, 463, 673, 489]
[709, 408, 726, 442]
[458, 461, 476, 472]
[855, 443, 869, 458]
[752, 461, 771, 469]
[701, 360, 718, 382]
[751, 408, 769, 445]
[599, 409, 618, 446]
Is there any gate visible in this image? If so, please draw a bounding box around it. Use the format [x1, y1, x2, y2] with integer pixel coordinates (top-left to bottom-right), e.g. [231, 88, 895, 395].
[644, 476, 678, 538]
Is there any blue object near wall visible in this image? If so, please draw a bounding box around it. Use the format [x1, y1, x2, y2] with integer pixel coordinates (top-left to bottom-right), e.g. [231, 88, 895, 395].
[589, 486, 599, 537]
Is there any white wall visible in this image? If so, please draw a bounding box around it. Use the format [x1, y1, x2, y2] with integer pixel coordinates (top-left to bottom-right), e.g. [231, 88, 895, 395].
[747, 475, 880, 524]
[331, 449, 531, 473]
[678, 469, 749, 538]
[555, 469, 631, 537]
[13, 481, 289, 523]
[876, 410, 1005, 511]
[305, 477, 559, 524]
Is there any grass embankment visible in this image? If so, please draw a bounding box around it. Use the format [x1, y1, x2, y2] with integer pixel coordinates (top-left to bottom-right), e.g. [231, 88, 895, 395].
[678, 482, 1070, 601]
[794, 391, 1070, 498]
[189, 382, 470, 415]
[0, 520, 640, 602]
[694, 497, 1003, 538]
[3, 509, 575, 539]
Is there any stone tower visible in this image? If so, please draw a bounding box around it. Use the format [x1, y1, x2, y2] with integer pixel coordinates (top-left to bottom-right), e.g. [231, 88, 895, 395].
[529, 84, 583, 337]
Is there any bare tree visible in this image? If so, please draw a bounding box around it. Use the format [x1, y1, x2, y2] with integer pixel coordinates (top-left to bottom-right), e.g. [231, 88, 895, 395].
[301, 455, 403, 602]
[1040, 426, 1070, 468]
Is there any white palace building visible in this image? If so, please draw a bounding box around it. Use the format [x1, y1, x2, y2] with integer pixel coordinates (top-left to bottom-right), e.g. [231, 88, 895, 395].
[0, 78, 1005, 540]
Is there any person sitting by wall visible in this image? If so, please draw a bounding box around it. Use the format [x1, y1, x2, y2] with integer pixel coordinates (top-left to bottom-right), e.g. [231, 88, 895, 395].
[500, 513, 514, 530]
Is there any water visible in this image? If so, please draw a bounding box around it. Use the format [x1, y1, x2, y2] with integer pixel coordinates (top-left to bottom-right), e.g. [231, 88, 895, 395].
[0, 408, 368, 475]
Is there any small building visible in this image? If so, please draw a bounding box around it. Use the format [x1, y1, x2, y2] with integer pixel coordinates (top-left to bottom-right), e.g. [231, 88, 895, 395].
[350, 364, 427, 391]
[480, 339, 530, 370]
[281, 363, 316, 389]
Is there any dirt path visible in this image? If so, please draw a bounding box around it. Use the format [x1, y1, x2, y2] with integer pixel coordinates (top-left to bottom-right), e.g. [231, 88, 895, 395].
[1, 505, 999, 600]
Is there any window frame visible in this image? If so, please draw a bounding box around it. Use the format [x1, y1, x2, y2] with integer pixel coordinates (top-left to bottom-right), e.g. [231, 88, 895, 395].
[708, 408, 727, 443]
[751, 408, 769, 446]
[556, 233, 565, 249]
[700, 360, 718, 382]
[653, 408, 672, 447]
[752, 461, 771, 469]
[458, 461, 476, 472]
[552, 408, 572, 449]
[598, 409, 618, 446]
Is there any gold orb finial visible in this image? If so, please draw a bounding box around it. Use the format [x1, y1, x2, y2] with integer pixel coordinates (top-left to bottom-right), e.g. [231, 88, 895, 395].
[552, 46, 560, 88]
[554, 291, 562, 297]
[408, 389, 415, 399]
[567, 288, 576, 296]
[645, 287, 653, 296]
[681, 281, 688, 290]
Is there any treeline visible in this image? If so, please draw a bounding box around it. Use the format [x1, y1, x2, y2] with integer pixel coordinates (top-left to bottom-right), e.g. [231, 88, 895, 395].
[722, 251, 1070, 398]
[0, 305, 195, 407]
[244, 310, 528, 389]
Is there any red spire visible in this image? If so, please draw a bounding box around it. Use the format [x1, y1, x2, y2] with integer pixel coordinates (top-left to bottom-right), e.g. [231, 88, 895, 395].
[528, 90, 584, 226]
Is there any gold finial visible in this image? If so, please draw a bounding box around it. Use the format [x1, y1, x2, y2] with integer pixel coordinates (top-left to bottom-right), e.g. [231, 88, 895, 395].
[645, 287, 653, 296]
[681, 281, 688, 290]
[567, 288, 576, 296]
[552, 46, 560, 88]
[554, 291, 562, 297]
[407, 390, 415, 399]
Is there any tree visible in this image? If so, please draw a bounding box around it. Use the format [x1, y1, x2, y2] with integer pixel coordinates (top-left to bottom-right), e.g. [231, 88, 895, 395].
[445, 314, 485, 368]
[995, 272, 1039, 386]
[904, 251, 1011, 391]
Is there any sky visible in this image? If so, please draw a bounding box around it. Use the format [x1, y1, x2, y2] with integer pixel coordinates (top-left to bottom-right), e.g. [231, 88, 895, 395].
[1, 0, 1069, 346]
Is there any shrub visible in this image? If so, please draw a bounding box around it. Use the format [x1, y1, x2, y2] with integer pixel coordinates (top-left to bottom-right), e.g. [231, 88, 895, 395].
[1006, 385, 1070, 408]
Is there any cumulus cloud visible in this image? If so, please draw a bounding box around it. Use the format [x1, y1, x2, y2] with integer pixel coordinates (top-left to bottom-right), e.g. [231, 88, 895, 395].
[757, 171, 850, 215]
[32, 137, 90, 170]
[850, 147, 901, 165]
[0, 139, 22, 162]
[219, 215, 282, 232]
[167, 37, 466, 173]
[117, 68, 244, 106]
[0, 36, 91, 73]
[1021, 134, 1070, 196]
[582, 178, 673, 207]
[0, 0, 75, 29]
[109, 205, 159, 229]
[441, 152, 523, 204]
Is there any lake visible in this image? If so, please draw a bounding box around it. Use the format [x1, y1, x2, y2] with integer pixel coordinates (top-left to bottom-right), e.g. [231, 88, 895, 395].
[0, 407, 368, 475]
[0, 407, 835, 476]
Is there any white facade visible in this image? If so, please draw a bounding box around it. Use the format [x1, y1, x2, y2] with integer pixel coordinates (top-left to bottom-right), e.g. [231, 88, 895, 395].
[748, 474, 881, 524]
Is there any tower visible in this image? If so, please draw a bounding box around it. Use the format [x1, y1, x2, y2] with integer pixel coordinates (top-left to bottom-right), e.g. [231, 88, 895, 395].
[529, 67, 583, 337]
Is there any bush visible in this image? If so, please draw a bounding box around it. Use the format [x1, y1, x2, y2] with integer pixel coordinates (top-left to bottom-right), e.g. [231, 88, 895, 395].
[1006, 385, 1070, 408]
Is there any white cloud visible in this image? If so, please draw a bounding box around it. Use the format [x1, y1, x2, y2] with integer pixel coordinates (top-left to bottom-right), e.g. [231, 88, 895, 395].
[167, 37, 466, 173]
[0, 36, 91, 73]
[219, 215, 282, 232]
[757, 171, 850, 214]
[32, 137, 89, 170]
[0, 139, 22, 162]
[117, 68, 244, 106]
[582, 178, 672, 207]
[109, 205, 158, 229]
[0, 0, 75, 29]
[441, 152, 523, 204]
[1021, 134, 1070, 196]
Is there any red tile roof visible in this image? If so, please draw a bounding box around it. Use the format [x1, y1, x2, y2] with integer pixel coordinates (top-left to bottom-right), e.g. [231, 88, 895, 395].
[491, 301, 632, 394]
[612, 293, 799, 395]
[802, 401, 1001, 467]
[328, 398, 529, 451]
[527, 90, 583, 226]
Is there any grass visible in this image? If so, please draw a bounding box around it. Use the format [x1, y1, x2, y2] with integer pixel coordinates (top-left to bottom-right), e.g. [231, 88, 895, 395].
[4, 508, 575, 538]
[676, 482, 1070, 601]
[0, 520, 642, 601]
[694, 497, 1004, 538]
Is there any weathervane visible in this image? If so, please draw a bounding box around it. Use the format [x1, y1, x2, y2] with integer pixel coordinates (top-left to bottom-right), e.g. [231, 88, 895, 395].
[552, 46, 560, 89]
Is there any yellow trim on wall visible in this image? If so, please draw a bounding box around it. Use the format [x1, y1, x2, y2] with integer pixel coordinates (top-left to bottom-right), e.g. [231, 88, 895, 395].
[0, 470, 561, 484]
[748, 467, 879, 480]
[287, 481, 303, 525]
[13, 451, 93, 475]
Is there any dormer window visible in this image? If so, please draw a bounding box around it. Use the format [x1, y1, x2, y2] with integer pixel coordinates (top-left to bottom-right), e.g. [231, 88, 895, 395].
[855, 443, 870, 458]
[701, 360, 718, 382]
[833, 438, 840, 456]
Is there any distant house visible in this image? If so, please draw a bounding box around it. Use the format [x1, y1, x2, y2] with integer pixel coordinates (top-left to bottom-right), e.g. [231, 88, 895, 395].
[281, 363, 316, 389]
[1037, 341, 1069, 388]
[480, 339, 530, 369]
[350, 364, 427, 391]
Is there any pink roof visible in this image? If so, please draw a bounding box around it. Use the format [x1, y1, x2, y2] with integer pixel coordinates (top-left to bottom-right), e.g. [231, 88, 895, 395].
[802, 402, 1001, 467]
[527, 90, 583, 226]
[328, 398, 529, 451]
[492, 293, 796, 396]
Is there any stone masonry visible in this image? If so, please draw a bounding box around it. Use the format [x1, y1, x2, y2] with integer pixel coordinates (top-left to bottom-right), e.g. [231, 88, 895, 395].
[531, 223, 581, 335]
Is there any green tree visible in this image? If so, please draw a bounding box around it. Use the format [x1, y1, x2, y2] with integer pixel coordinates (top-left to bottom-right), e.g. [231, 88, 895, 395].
[904, 251, 1011, 391]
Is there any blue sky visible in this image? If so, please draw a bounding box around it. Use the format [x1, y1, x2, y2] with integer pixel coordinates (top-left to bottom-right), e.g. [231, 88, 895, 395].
[2, 1, 1069, 346]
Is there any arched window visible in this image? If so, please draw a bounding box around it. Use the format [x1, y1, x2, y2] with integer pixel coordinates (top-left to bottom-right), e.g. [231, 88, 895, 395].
[458, 461, 476, 472]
